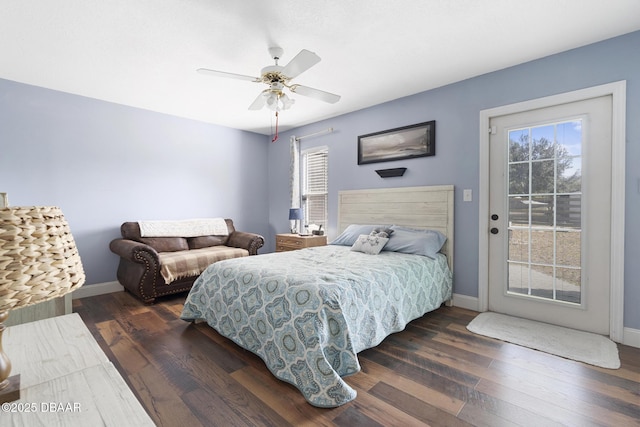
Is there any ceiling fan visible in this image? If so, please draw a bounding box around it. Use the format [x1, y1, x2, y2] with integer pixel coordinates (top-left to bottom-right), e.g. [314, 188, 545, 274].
[197, 47, 341, 112]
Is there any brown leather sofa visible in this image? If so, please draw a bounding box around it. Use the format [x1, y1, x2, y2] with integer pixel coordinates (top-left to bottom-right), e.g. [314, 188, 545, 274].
[109, 219, 264, 303]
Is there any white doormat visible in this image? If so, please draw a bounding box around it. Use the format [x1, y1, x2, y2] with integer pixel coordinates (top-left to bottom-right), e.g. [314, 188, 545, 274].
[467, 312, 620, 369]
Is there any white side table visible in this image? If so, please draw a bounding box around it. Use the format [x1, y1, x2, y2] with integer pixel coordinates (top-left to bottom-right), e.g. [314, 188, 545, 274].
[3, 313, 154, 426]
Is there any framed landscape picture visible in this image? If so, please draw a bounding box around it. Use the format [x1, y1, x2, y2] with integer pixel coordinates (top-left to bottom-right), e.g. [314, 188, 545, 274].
[358, 120, 435, 165]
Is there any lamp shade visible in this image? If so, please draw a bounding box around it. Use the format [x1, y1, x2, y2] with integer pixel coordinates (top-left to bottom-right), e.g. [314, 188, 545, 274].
[288, 208, 303, 221]
[0, 206, 85, 312]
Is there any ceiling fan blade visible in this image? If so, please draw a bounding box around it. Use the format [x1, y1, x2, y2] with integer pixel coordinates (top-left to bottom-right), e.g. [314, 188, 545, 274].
[282, 49, 321, 79]
[248, 91, 268, 110]
[290, 85, 341, 104]
[197, 68, 260, 82]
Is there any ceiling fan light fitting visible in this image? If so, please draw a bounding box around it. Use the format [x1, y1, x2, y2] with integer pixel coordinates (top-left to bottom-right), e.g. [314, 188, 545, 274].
[280, 93, 295, 110]
[266, 91, 294, 111]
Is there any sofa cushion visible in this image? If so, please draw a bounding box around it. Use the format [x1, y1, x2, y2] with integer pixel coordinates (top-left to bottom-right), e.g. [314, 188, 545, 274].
[119, 218, 241, 253]
[188, 235, 229, 249]
[120, 221, 192, 252]
[187, 219, 236, 248]
[139, 237, 189, 252]
[158, 246, 249, 284]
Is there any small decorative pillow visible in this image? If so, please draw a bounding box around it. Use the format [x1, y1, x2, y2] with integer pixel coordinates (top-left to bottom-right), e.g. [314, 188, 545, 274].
[331, 224, 392, 246]
[350, 232, 390, 255]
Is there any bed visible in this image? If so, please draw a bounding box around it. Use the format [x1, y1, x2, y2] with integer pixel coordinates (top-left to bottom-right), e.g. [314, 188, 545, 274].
[180, 185, 454, 407]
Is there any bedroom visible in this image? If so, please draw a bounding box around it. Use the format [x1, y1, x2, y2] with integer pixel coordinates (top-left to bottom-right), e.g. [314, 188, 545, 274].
[1, 1, 639, 425]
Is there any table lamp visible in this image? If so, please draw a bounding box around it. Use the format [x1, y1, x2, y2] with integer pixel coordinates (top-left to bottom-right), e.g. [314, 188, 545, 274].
[288, 208, 303, 234]
[0, 206, 86, 403]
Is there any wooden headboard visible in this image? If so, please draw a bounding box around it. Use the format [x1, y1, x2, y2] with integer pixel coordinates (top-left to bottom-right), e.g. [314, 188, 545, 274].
[337, 185, 454, 270]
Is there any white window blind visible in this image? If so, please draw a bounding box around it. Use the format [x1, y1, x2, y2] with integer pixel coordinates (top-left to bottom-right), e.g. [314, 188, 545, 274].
[302, 147, 328, 228]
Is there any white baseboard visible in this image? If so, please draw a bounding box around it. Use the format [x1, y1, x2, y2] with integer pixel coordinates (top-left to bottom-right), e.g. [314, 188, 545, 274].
[623, 327, 640, 349]
[72, 281, 123, 299]
[452, 293, 479, 311]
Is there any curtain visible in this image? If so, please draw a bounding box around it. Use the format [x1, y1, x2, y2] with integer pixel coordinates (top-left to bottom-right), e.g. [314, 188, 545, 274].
[290, 135, 300, 209]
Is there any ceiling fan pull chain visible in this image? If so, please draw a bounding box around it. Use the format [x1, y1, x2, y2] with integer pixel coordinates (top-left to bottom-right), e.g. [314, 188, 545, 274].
[271, 111, 279, 142]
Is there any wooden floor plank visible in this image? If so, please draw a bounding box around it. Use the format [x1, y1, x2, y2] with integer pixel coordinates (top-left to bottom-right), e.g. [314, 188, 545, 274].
[127, 363, 205, 427]
[343, 389, 433, 427]
[231, 365, 339, 427]
[332, 406, 385, 427]
[475, 379, 611, 427]
[73, 292, 640, 427]
[95, 319, 204, 427]
[368, 381, 474, 426]
[356, 356, 466, 415]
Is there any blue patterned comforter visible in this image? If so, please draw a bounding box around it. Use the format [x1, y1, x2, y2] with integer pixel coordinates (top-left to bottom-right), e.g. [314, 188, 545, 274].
[180, 245, 452, 407]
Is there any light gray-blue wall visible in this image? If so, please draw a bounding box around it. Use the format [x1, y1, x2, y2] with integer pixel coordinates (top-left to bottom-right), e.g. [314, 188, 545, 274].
[1, 31, 637, 330]
[267, 31, 640, 329]
[0, 79, 270, 286]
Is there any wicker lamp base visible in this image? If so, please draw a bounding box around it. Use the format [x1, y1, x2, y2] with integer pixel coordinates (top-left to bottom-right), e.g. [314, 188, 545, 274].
[0, 311, 20, 403]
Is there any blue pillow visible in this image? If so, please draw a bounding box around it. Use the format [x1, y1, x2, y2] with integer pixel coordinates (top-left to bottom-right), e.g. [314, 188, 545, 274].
[383, 226, 447, 258]
[330, 224, 392, 246]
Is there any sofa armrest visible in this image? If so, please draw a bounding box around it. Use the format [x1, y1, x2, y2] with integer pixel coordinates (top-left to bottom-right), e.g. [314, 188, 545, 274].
[227, 231, 265, 255]
[110, 238, 160, 264]
[110, 238, 163, 303]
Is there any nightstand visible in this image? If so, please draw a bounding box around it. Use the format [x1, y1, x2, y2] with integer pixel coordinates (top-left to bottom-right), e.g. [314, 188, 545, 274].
[275, 233, 328, 252]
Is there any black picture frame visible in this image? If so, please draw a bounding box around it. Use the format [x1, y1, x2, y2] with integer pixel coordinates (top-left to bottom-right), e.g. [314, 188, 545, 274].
[358, 121, 435, 165]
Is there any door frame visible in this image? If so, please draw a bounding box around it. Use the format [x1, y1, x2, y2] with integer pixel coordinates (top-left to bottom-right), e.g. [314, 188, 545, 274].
[478, 81, 626, 342]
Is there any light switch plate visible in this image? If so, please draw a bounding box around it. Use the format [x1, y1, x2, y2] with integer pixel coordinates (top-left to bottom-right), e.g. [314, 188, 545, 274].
[463, 189, 472, 202]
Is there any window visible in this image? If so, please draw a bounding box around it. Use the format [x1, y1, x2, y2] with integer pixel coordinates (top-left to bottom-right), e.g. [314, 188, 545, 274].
[301, 147, 328, 229]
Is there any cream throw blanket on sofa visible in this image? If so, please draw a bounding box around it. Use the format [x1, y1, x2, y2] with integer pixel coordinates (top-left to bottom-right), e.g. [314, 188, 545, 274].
[138, 218, 228, 237]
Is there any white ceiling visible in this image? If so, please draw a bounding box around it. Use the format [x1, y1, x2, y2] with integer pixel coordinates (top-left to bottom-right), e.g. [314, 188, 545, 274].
[2, 1, 639, 135]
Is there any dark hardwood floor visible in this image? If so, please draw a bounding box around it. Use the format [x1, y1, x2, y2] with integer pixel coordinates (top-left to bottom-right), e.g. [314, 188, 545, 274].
[73, 291, 640, 426]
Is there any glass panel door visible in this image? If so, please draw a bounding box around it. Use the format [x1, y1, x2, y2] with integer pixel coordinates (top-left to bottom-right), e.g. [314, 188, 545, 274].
[507, 120, 583, 304]
[488, 94, 613, 334]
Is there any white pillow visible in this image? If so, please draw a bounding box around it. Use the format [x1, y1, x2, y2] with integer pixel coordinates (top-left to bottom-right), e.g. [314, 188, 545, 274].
[350, 233, 390, 255]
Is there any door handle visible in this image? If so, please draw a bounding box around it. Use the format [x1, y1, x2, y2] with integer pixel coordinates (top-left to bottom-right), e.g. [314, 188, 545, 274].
[490, 227, 499, 234]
